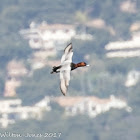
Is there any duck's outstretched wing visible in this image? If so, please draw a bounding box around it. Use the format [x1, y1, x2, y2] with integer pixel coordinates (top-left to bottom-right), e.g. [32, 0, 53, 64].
[60, 70, 70, 96]
[61, 43, 73, 64]
[60, 43, 73, 95]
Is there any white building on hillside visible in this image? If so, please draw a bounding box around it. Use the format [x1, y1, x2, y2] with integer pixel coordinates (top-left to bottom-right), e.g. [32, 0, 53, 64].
[105, 32, 140, 58]
[125, 70, 140, 87]
[4, 60, 28, 97]
[0, 95, 131, 128]
[0, 98, 51, 128]
[20, 21, 76, 50]
[52, 95, 132, 118]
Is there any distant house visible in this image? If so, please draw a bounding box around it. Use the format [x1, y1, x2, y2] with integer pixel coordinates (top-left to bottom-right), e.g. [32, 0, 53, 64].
[7, 60, 28, 78]
[120, 0, 136, 14]
[4, 60, 28, 97]
[4, 78, 21, 97]
[130, 22, 140, 32]
[52, 95, 132, 118]
[86, 18, 115, 35]
[0, 98, 51, 128]
[105, 32, 140, 58]
[20, 21, 76, 50]
[38, 22, 76, 42]
[20, 21, 94, 50]
[0, 95, 131, 128]
[125, 70, 140, 87]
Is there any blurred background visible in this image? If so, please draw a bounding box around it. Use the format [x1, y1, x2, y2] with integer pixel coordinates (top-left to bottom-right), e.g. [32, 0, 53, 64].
[0, 0, 140, 140]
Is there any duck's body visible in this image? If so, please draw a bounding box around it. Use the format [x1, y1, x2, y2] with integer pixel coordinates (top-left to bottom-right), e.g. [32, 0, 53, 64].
[51, 43, 89, 95]
[51, 62, 87, 74]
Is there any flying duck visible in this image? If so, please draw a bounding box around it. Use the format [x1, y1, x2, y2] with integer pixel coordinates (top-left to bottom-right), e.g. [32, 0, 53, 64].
[51, 43, 89, 95]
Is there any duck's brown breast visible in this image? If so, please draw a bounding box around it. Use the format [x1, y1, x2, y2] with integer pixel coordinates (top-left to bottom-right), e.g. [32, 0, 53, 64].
[71, 63, 77, 71]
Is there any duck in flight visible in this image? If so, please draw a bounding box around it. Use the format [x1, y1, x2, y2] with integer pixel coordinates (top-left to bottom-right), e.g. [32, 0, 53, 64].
[51, 43, 89, 96]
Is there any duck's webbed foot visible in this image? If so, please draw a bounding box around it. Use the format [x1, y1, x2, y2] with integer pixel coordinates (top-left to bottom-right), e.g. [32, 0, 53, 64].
[50, 66, 61, 74]
[51, 66, 56, 74]
[50, 71, 54, 74]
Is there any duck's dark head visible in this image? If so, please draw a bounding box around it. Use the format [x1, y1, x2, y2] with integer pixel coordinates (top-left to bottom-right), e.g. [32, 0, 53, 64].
[76, 62, 90, 67]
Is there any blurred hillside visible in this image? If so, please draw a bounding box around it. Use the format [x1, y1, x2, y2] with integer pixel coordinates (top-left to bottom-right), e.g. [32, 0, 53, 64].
[0, 0, 140, 140]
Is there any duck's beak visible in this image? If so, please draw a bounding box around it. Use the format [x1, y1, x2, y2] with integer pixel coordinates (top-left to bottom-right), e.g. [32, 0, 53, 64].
[86, 64, 90, 67]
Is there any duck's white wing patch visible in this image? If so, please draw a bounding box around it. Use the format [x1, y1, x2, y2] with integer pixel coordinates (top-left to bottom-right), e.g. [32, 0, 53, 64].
[60, 70, 70, 95]
[61, 43, 73, 63]
[59, 43, 73, 95]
